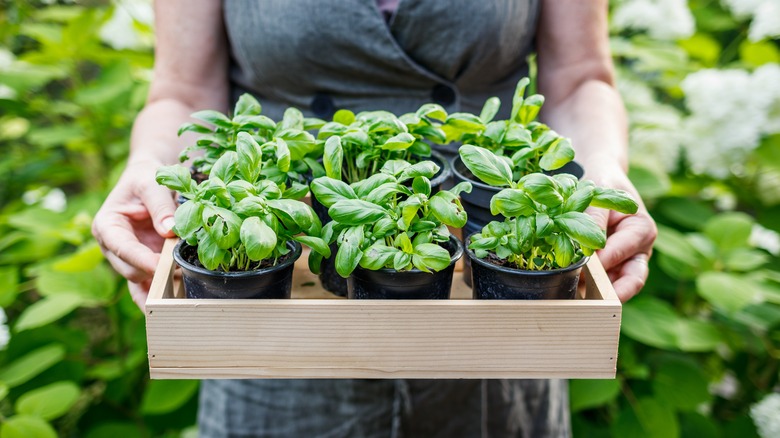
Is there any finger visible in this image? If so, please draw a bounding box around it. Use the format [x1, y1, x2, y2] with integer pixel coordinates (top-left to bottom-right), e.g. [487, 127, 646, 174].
[128, 281, 150, 312]
[102, 249, 153, 283]
[597, 216, 656, 271]
[585, 205, 610, 230]
[98, 218, 161, 274]
[611, 253, 650, 302]
[137, 184, 177, 238]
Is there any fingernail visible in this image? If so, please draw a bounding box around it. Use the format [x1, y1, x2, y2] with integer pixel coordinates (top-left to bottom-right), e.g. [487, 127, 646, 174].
[162, 217, 175, 233]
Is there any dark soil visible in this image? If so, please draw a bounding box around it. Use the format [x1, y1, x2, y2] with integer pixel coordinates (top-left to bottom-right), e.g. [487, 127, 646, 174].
[180, 243, 293, 273]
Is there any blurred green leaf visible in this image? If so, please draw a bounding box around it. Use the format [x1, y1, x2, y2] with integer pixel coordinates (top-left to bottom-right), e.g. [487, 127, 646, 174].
[16, 381, 80, 420]
[628, 163, 671, 200]
[739, 40, 780, 67]
[0, 344, 66, 387]
[85, 422, 145, 438]
[697, 272, 763, 313]
[703, 212, 754, 252]
[570, 379, 621, 412]
[657, 198, 714, 230]
[140, 380, 199, 415]
[622, 297, 680, 350]
[723, 248, 769, 271]
[680, 413, 719, 438]
[678, 33, 721, 66]
[15, 294, 86, 332]
[612, 398, 679, 438]
[0, 266, 20, 308]
[652, 358, 712, 411]
[36, 263, 115, 304]
[0, 416, 57, 438]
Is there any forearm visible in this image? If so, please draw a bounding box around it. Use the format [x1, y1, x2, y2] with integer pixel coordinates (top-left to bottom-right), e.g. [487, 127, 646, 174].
[539, 79, 629, 177]
[127, 99, 198, 166]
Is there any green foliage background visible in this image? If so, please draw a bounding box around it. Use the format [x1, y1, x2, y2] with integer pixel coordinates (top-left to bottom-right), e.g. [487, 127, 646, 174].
[0, 1, 778, 437]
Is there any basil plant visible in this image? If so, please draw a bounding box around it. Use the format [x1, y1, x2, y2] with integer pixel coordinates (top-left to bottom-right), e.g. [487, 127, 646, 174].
[443, 77, 576, 180]
[318, 103, 456, 183]
[460, 145, 638, 270]
[310, 160, 472, 277]
[178, 93, 324, 196]
[157, 132, 330, 272]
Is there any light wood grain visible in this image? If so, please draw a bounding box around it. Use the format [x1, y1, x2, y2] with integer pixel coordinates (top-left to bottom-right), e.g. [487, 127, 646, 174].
[146, 238, 621, 379]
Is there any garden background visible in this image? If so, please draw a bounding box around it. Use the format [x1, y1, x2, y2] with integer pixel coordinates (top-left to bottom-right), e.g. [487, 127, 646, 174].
[1, 0, 779, 436]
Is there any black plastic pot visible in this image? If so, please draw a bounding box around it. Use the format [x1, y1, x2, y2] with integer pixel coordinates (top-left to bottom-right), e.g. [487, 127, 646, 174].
[452, 155, 584, 287]
[347, 235, 463, 299]
[173, 240, 302, 299]
[465, 239, 587, 300]
[312, 150, 453, 297]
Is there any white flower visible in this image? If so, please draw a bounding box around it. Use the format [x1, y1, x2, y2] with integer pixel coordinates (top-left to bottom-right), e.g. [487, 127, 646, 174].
[722, 0, 780, 41]
[0, 309, 9, 350]
[750, 224, 780, 255]
[709, 372, 739, 399]
[0, 48, 14, 70]
[99, 0, 154, 50]
[679, 66, 780, 178]
[613, 0, 695, 40]
[751, 392, 780, 438]
[21, 187, 67, 213]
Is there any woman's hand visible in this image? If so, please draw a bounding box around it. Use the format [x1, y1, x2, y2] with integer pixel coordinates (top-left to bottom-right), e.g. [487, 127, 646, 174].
[92, 160, 177, 309]
[584, 163, 657, 302]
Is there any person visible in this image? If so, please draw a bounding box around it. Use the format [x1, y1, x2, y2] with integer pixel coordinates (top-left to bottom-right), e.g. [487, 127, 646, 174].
[92, 0, 657, 436]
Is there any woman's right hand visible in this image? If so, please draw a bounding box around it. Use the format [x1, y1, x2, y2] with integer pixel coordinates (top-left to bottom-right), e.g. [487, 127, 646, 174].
[92, 160, 177, 310]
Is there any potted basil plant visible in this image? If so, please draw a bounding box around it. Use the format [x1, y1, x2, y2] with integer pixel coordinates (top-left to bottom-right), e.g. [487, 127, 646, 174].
[310, 159, 471, 299]
[177, 93, 323, 199]
[313, 104, 455, 295]
[156, 132, 330, 299]
[460, 145, 638, 299]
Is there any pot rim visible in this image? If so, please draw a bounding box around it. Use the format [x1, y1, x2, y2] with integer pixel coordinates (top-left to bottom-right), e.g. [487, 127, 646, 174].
[173, 239, 302, 278]
[464, 233, 589, 276]
[451, 155, 500, 193]
[353, 234, 463, 275]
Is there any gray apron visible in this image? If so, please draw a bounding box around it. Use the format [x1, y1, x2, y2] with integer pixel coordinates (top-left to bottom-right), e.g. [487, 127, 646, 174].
[199, 1, 570, 437]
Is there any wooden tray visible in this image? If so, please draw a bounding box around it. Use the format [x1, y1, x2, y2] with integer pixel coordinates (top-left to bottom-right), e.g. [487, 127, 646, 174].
[146, 238, 621, 379]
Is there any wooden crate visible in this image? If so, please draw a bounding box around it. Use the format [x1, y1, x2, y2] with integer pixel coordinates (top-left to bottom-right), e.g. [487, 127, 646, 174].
[146, 238, 622, 379]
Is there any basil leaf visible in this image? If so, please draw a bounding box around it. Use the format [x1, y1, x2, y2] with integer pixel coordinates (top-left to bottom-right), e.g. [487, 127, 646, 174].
[333, 109, 355, 125]
[210, 151, 238, 183]
[359, 243, 399, 270]
[310, 177, 357, 208]
[191, 110, 232, 128]
[381, 132, 415, 151]
[266, 199, 319, 235]
[233, 115, 275, 131]
[202, 206, 241, 250]
[490, 188, 535, 217]
[459, 145, 513, 187]
[380, 160, 411, 177]
[329, 200, 388, 225]
[241, 217, 276, 261]
[293, 235, 331, 258]
[351, 173, 396, 198]
[517, 94, 544, 125]
[255, 180, 282, 200]
[323, 136, 343, 180]
[236, 132, 262, 181]
[234, 93, 262, 116]
[172, 201, 203, 242]
[510, 77, 530, 123]
[416, 103, 448, 122]
[413, 243, 450, 273]
[555, 211, 606, 250]
[563, 182, 595, 213]
[274, 138, 291, 173]
[280, 107, 304, 131]
[551, 234, 575, 268]
[197, 232, 228, 271]
[479, 97, 501, 123]
[429, 191, 468, 228]
[518, 173, 563, 207]
[539, 137, 575, 171]
[156, 165, 195, 194]
[335, 227, 364, 277]
[177, 122, 212, 136]
[412, 177, 431, 196]
[398, 161, 439, 182]
[591, 187, 639, 214]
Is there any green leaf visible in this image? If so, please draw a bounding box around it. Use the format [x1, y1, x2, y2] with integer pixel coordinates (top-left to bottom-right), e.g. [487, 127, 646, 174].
[412, 176, 431, 196]
[517, 94, 544, 125]
[490, 188, 535, 217]
[0, 416, 57, 438]
[416, 103, 448, 122]
[0, 266, 20, 308]
[15, 294, 86, 332]
[177, 122, 212, 136]
[210, 151, 238, 183]
[155, 165, 194, 194]
[554, 212, 606, 250]
[359, 243, 398, 270]
[563, 182, 595, 213]
[310, 177, 357, 208]
[140, 380, 199, 415]
[621, 298, 679, 350]
[202, 206, 242, 250]
[329, 200, 388, 225]
[381, 132, 415, 151]
[333, 109, 355, 125]
[36, 263, 115, 304]
[518, 173, 563, 207]
[723, 248, 769, 271]
[293, 236, 331, 258]
[590, 187, 638, 215]
[16, 381, 80, 420]
[459, 145, 513, 187]
[569, 379, 621, 412]
[191, 110, 232, 128]
[697, 272, 763, 314]
[236, 132, 262, 181]
[510, 77, 530, 123]
[551, 234, 575, 268]
[479, 97, 501, 123]
[380, 160, 411, 177]
[652, 358, 712, 411]
[0, 344, 66, 387]
[703, 212, 753, 251]
[412, 243, 451, 272]
[280, 107, 305, 131]
[274, 138, 291, 172]
[196, 233, 228, 271]
[240, 217, 276, 261]
[612, 398, 679, 438]
[234, 93, 262, 115]
[323, 136, 343, 180]
[173, 201, 204, 242]
[335, 229, 364, 278]
[739, 40, 780, 67]
[398, 161, 440, 182]
[266, 199, 319, 234]
[430, 191, 468, 228]
[352, 173, 397, 198]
